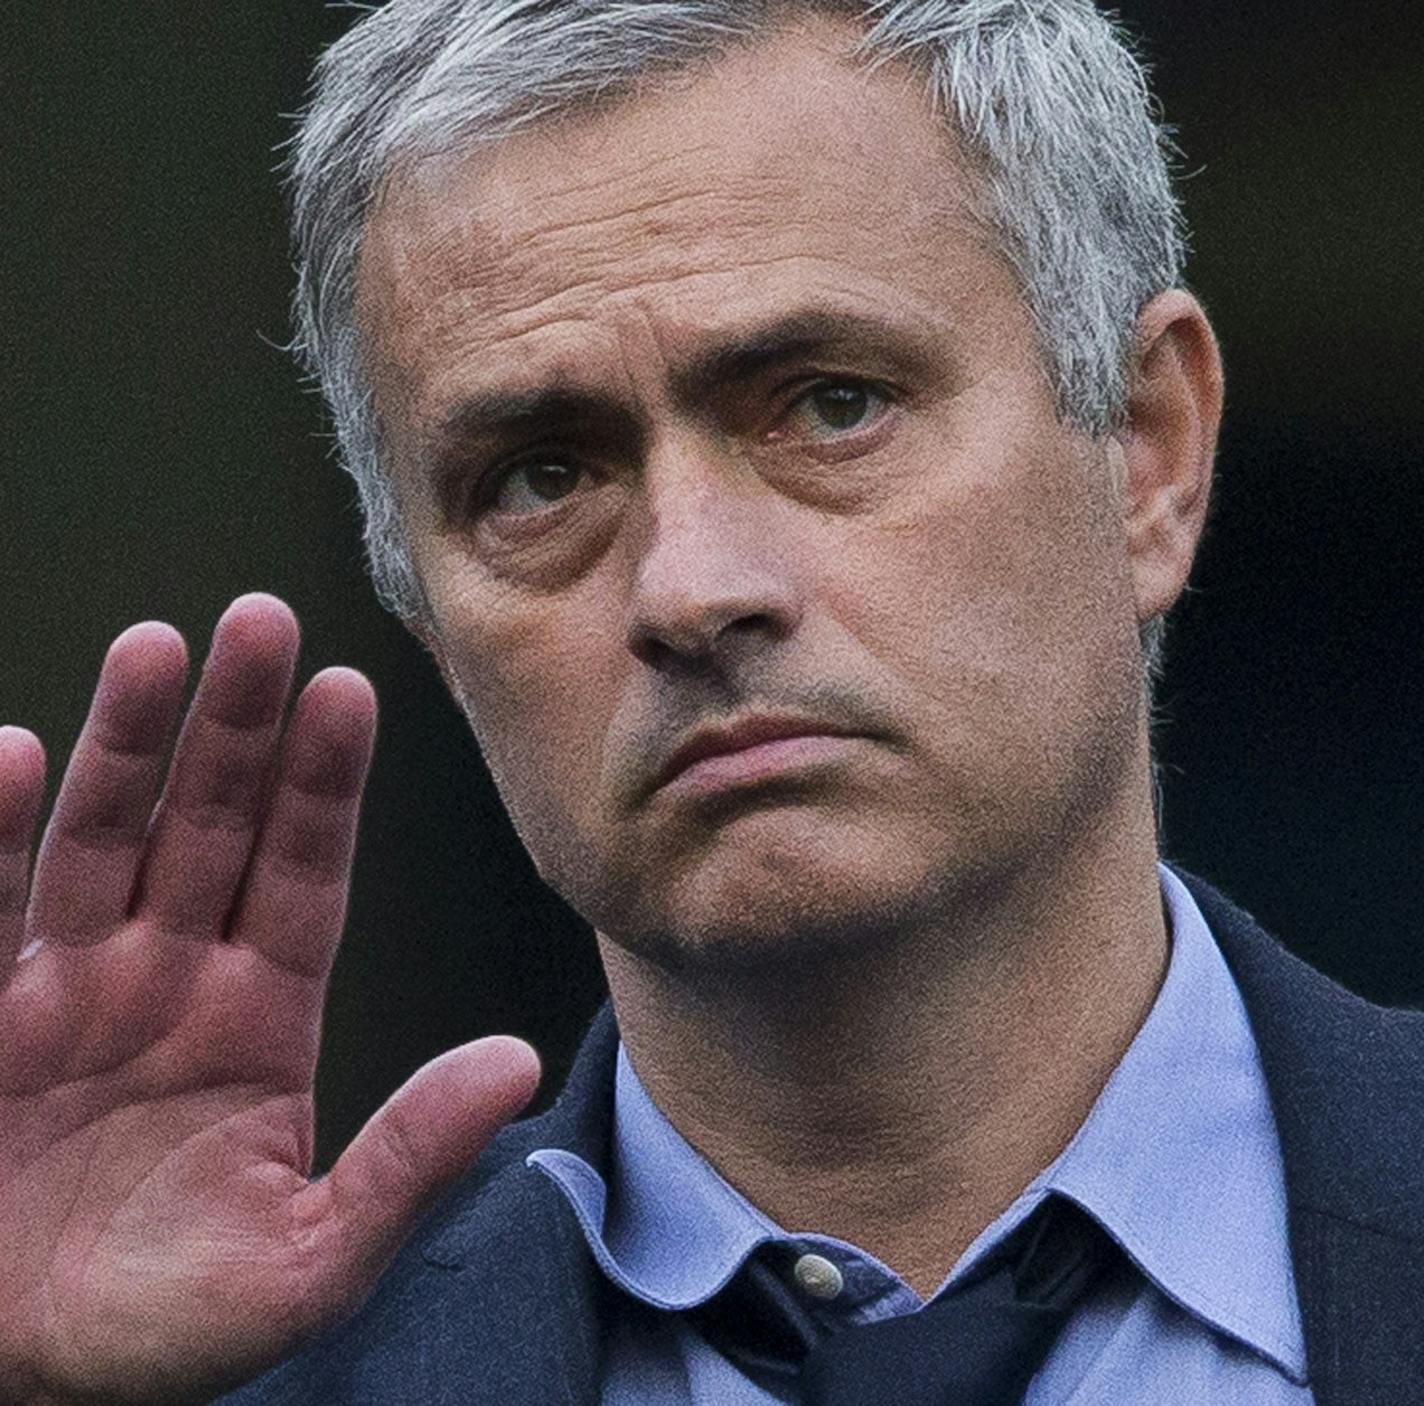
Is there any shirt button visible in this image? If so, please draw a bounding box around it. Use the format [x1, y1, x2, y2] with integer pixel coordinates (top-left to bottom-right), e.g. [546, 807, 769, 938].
[793, 1253, 845, 1301]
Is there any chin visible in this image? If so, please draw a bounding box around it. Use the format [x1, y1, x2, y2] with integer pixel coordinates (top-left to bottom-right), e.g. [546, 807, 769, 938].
[598, 817, 968, 974]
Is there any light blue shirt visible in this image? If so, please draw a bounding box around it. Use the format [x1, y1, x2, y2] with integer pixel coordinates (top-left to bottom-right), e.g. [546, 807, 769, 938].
[531, 864, 1315, 1402]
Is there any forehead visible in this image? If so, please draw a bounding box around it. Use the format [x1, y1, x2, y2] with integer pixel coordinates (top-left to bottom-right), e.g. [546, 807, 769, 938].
[356, 18, 1006, 430]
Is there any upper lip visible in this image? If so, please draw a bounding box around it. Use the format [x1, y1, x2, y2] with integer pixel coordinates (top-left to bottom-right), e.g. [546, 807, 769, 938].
[654, 714, 858, 792]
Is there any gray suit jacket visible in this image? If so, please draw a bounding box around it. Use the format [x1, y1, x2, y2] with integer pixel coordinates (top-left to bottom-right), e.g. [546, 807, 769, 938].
[224, 868, 1424, 1404]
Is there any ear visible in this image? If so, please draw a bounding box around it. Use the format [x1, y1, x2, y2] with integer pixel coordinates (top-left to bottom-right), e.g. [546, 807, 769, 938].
[1112, 289, 1223, 626]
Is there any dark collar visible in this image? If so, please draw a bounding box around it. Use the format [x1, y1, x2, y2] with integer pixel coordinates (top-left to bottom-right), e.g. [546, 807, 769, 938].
[234, 1006, 620, 1406]
[1176, 866, 1424, 1405]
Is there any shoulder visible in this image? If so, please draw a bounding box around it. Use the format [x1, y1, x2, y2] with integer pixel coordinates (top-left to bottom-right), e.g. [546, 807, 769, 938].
[1178, 866, 1424, 1227]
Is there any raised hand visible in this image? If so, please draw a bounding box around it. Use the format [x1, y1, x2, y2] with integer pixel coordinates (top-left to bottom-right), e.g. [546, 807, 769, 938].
[0, 595, 541, 1405]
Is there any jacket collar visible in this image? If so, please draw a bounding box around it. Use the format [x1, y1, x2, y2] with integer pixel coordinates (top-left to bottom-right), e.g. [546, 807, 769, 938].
[1177, 867, 1424, 1405]
[383, 1005, 621, 1406]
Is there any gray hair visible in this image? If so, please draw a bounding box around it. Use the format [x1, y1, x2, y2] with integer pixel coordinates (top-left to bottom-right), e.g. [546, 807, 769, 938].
[285, 0, 1185, 697]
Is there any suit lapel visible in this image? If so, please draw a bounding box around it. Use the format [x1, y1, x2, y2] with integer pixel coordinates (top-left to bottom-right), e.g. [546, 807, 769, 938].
[407, 1005, 622, 1406]
[1180, 869, 1424, 1406]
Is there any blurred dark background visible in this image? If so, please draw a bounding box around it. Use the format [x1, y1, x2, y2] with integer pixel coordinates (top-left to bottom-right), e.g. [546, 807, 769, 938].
[3, 2, 1421, 1170]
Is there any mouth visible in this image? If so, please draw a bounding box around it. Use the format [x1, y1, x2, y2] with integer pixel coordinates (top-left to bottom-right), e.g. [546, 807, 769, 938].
[652, 720, 860, 797]
[660, 729, 860, 797]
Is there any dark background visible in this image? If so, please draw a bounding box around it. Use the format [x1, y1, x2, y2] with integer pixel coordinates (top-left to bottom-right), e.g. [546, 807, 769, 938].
[4, 3, 1421, 1171]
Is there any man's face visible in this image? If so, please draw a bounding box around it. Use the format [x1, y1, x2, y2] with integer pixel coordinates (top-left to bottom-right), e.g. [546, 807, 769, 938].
[357, 20, 1149, 971]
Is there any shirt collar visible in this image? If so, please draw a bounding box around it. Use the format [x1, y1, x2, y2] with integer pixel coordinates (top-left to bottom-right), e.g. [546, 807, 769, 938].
[529, 862, 1308, 1381]
[986, 863, 1307, 1382]
[529, 1037, 779, 1310]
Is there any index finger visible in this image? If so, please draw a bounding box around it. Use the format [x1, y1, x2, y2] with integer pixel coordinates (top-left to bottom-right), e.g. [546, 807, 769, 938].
[24, 624, 189, 949]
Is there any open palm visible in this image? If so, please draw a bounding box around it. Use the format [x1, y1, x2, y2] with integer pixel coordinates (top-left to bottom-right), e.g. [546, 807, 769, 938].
[0, 595, 540, 1405]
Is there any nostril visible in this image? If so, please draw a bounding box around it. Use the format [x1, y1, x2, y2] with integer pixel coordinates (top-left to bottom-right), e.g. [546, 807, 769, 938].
[628, 609, 783, 672]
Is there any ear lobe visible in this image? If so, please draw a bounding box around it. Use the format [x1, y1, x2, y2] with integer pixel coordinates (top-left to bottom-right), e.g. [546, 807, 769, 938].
[1117, 289, 1224, 626]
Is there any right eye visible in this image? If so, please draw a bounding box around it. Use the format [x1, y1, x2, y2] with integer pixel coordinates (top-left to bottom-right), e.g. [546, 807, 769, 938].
[479, 458, 589, 518]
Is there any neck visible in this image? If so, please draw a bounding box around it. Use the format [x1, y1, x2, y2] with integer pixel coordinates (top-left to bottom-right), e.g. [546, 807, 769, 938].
[597, 774, 1169, 1298]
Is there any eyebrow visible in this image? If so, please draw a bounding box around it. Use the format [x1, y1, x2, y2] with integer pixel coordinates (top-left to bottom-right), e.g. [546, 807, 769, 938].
[431, 386, 614, 447]
[424, 305, 944, 453]
[678, 308, 933, 391]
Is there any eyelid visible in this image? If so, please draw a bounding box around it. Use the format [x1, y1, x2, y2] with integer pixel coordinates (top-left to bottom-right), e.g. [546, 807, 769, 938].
[468, 445, 588, 519]
[464, 372, 898, 521]
[772, 374, 897, 438]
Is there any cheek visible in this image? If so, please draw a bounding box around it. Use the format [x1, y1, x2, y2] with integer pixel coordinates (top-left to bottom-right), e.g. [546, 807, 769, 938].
[435, 585, 624, 846]
[827, 443, 1130, 723]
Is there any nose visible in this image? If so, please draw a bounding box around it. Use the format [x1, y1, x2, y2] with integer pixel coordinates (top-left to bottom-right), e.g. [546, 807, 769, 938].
[623, 449, 802, 672]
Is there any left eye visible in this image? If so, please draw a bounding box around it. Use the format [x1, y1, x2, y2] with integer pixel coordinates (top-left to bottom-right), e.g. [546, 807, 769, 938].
[791, 381, 886, 436]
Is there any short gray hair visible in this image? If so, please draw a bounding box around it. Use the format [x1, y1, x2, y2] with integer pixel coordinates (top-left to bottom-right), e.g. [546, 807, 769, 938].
[285, 0, 1185, 692]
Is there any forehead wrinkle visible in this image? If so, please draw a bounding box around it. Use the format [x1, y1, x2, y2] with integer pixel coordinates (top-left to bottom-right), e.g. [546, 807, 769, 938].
[515, 253, 986, 386]
[514, 182, 796, 276]
[393, 98, 963, 318]
[399, 118, 793, 288]
[358, 20, 1018, 465]
[482, 251, 828, 345]
[414, 284, 959, 459]
[376, 221, 1018, 457]
[475, 139, 746, 244]
[361, 58, 990, 397]
[471, 188, 826, 327]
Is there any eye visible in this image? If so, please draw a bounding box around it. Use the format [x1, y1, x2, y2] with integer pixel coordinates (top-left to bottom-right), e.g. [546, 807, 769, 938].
[786, 380, 889, 439]
[481, 458, 586, 518]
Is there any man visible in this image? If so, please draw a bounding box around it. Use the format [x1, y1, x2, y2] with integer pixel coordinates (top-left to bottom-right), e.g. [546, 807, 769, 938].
[0, 1, 1420, 1403]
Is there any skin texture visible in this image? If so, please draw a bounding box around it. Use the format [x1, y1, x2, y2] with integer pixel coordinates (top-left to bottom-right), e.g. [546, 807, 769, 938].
[0, 13, 1221, 1402]
[362, 18, 1222, 1292]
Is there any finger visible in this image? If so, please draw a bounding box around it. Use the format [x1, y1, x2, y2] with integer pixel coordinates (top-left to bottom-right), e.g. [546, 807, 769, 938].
[26, 623, 188, 947]
[226, 666, 376, 979]
[131, 594, 300, 937]
[0, 727, 47, 971]
[312, 1037, 541, 1315]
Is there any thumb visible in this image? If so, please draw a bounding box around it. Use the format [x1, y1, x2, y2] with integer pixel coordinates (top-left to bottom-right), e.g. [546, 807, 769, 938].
[313, 1035, 541, 1312]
